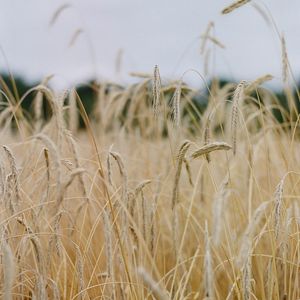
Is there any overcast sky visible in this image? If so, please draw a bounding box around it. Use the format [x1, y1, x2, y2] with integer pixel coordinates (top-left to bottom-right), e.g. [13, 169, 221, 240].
[0, 0, 299, 89]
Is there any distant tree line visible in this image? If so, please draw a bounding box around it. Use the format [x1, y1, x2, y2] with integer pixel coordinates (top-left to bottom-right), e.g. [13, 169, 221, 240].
[0, 73, 299, 129]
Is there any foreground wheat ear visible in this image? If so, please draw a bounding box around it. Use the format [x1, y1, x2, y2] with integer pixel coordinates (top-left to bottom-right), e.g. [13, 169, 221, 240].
[190, 142, 232, 159]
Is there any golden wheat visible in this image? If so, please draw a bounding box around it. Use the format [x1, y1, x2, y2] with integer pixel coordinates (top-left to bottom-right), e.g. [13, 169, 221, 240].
[221, 0, 251, 14]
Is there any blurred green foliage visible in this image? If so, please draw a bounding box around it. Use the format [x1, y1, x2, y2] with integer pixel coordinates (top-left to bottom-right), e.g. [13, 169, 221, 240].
[0, 73, 298, 130]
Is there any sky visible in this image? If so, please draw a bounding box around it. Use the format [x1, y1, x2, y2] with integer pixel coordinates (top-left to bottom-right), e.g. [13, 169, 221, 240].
[0, 0, 299, 89]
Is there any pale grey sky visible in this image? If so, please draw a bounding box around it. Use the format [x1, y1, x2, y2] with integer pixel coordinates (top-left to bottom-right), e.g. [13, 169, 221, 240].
[0, 0, 299, 88]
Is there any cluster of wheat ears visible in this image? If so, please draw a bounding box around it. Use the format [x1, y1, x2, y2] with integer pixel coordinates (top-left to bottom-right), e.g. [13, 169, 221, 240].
[0, 0, 300, 299]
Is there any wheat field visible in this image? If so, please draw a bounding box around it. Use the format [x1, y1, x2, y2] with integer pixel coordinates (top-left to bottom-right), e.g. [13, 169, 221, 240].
[0, 1, 300, 300]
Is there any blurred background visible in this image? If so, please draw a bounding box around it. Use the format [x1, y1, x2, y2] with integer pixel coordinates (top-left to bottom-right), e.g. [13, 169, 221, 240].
[0, 0, 299, 89]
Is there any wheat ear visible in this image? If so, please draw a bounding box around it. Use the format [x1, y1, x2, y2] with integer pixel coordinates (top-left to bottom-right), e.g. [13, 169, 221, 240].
[152, 65, 161, 117]
[49, 4, 72, 26]
[245, 74, 273, 93]
[171, 82, 182, 128]
[137, 267, 169, 300]
[191, 142, 232, 159]
[222, 0, 251, 14]
[231, 80, 247, 155]
[274, 178, 284, 239]
[3, 145, 20, 213]
[281, 35, 288, 83]
[242, 254, 252, 300]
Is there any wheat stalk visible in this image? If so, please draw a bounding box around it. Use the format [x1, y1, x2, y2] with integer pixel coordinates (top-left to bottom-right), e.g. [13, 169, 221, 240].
[46, 212, 63, 268]
[17, 217, 45, 276]
[251, 2, 272, 26]
[103, 208, 116, 299]
[35, 133, 62, 196]
[172, 141, 191, 262]
[200, 21, 214, 55]
[135, 180, 152, 245]
[57, 168, 85, 208]
[1, 240, 15, 300]
[109, 151, 129, 244]
[266, 259, 274, 300]
[150, 178, 161, 256]
[103, 209, 113, 277]
[106, 144, 115, 186]
[0, 107, 13, 129]
[65, 131, 87, 199]
[203, 116, 211, 162]
[183, 158, 194, 186]
[201, 34, 225, 49]
[49, 279, 60, 300]
[203, 49, 211, 76]
[172, 141, 192, 209]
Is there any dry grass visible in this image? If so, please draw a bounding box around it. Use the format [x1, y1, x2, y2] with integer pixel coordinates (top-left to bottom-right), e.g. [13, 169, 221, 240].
[0, 73, 299, 300]
[0, 4, 300, 299]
